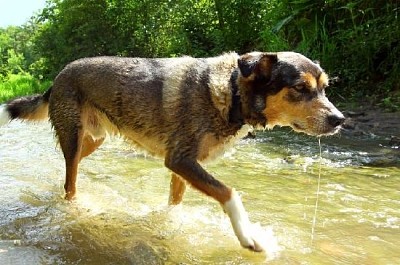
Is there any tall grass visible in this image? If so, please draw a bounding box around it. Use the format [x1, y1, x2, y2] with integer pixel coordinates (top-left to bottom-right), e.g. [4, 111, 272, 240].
[0, 74, 52, 103]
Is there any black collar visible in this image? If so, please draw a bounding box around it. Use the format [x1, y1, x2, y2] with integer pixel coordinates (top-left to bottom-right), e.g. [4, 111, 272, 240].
[228, 69, 244, 125]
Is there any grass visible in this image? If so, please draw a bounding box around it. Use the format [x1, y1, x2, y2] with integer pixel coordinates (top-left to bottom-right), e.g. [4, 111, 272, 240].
[0, 74, 52, 103]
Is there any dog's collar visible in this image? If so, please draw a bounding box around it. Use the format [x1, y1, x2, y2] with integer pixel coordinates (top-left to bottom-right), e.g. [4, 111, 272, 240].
[229, 70, 244, 125]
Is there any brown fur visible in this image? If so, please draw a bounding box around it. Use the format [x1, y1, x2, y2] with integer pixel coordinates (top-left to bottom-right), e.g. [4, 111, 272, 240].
[1, 51, 345, 201]
[1, 51, 344, 251]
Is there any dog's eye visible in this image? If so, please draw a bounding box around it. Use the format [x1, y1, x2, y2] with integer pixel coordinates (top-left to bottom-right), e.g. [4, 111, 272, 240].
[287, 84, 315, 102]
[293, 85, 306, 92]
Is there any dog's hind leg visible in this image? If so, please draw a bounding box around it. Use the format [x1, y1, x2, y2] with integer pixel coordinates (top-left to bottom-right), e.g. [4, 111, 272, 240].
[57, 130, 104, 200]
[56, 126, 83, 200]
[168, 173, 186, 205]
[49, 90, 85, 200]
[79, 135, 105, 161]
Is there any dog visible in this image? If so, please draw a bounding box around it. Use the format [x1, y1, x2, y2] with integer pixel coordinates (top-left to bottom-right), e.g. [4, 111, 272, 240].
[0, 52, 345, 252]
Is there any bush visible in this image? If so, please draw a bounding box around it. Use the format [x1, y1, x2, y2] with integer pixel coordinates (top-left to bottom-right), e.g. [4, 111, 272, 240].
[0, 73, 51, 103]
[265, 0, 400, 106]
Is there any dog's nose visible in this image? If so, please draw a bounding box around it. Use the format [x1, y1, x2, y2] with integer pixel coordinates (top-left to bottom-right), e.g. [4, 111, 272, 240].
[327, 114, 345, 128]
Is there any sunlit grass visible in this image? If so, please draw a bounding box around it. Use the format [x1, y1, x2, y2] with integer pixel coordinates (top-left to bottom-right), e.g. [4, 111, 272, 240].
[0, 74, 52, 103]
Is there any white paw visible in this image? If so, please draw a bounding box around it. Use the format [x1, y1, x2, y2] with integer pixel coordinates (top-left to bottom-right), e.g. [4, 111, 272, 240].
[236, 222, 269, 252]
[223, 190, 271, 252]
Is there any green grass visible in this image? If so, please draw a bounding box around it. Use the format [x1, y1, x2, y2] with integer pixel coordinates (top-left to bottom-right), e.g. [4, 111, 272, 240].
[0, 74, 52, 103]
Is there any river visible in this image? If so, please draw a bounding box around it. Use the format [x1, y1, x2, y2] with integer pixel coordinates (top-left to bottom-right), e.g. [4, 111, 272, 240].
[0, 121, 399, 264]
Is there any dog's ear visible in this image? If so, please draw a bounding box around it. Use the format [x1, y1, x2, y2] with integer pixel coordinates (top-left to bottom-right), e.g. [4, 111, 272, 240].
[238, 52, 278, 79]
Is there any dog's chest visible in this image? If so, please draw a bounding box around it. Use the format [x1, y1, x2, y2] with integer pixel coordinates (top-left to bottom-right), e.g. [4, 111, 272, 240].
[197, 125, 251, 162]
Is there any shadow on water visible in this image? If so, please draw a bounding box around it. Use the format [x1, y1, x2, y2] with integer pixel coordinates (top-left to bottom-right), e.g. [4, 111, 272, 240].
[0, 122, 399, 264]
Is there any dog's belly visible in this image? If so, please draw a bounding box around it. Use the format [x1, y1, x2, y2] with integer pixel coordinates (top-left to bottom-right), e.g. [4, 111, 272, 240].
[82, 106, 166, 157]
[120, 126, 251, 162]
[121, 130, 167, 157]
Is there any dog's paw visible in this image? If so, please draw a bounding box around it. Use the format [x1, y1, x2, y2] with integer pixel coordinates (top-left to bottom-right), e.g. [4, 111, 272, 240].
[237, 222, 269, 252]
[223, 190, 270, 252]
[64, 191, 76, 201]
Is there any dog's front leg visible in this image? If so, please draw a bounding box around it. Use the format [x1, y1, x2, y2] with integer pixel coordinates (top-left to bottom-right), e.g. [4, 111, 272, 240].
[165, 156, 265, 252]
[223, 189, 266, 252]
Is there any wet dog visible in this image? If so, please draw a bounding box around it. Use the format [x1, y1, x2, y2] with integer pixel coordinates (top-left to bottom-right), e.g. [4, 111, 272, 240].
[0, 52, 344, 252]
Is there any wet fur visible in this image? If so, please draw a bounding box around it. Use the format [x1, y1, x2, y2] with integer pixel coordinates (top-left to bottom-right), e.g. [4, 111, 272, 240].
[0, 51, 344, 252]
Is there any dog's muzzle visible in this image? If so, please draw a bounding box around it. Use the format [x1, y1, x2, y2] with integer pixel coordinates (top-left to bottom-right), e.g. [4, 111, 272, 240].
[318, 110, 345, 136]
[327, 114, 346, 128]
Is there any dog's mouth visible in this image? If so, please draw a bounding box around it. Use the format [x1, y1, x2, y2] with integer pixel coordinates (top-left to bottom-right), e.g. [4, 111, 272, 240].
[291, 121, 343, 137]
[292, 122, 304, 131]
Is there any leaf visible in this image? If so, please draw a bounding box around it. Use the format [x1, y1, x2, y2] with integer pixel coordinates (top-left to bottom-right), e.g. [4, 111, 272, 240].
[272, 13, 296, 33]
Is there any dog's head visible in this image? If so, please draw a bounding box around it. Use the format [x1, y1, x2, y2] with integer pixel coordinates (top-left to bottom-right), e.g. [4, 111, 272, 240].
[237, 52, 345, 136]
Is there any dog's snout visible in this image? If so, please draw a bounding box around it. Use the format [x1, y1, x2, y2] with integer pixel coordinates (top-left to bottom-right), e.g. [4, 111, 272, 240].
[327, 114, 345, 128]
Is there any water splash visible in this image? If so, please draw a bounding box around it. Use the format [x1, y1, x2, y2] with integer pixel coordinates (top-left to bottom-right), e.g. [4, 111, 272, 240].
[311, 138, 322, 243]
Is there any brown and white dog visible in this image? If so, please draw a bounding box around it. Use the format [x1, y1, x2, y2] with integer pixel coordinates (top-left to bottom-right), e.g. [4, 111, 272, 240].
[0, 52, 344, 252]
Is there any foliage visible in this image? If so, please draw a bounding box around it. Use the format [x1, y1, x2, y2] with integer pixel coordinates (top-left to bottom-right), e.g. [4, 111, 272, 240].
[0, 73, 52, 102]
[0, 20, 47, 80]
[0, 0, 399, 107]
[267, 0, 400, 105]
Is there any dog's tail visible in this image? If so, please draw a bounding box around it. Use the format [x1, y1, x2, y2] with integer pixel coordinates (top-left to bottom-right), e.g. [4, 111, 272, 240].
[0, 87, 52, 126]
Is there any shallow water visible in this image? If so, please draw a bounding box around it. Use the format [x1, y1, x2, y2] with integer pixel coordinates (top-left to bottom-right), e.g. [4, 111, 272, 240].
[0, 121, 399, 264]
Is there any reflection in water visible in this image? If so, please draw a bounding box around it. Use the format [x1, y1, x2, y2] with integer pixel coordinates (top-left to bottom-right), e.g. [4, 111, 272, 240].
[0, 121, 399, 264]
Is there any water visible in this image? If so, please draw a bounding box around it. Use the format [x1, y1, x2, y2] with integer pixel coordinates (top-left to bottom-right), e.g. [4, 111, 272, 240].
[0, 121, 399, 264]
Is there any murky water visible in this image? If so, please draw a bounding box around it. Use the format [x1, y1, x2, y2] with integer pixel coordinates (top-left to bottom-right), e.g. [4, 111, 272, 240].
[0, 121, 399, 265]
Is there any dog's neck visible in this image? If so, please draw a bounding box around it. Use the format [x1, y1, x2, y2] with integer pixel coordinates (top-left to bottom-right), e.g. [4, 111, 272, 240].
[229, 70, 244, 126]
[229, 69, 267, 128]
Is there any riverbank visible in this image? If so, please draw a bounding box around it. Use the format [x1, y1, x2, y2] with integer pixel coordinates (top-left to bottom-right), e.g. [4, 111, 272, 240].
[342, 105, 400, 145]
